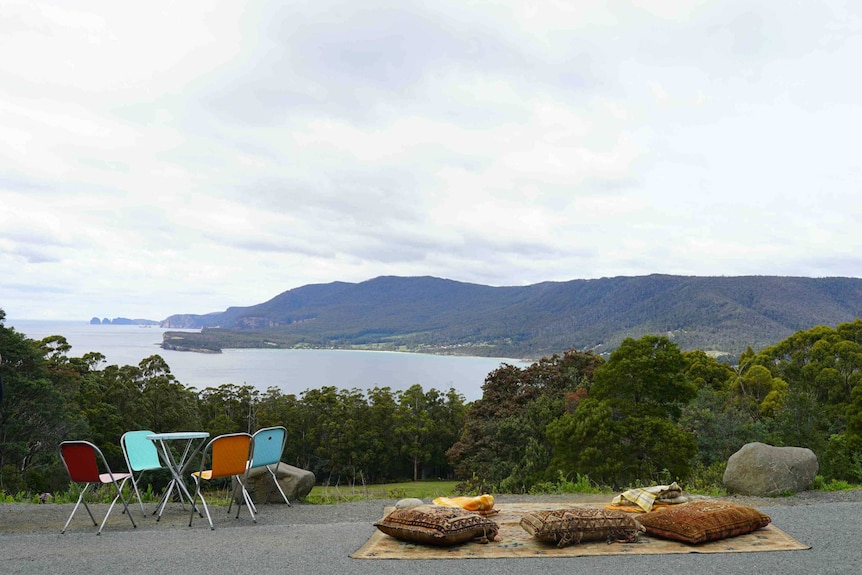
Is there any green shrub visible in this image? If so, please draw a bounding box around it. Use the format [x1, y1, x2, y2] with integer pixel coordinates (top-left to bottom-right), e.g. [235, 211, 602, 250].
[820, 434, 862, 483]
[810, 475, 858, 492]
[528, 472, 605, 495]
[685, 461, 728, 496]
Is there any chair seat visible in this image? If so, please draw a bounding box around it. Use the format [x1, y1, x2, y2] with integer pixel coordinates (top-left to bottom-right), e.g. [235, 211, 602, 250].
[100, 472, 131, 483]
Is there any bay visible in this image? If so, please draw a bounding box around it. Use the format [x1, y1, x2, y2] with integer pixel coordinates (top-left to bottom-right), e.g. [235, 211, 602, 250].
[7, 320, 528, 402]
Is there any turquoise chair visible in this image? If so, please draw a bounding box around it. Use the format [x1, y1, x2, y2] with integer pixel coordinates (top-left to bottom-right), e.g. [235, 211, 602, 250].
[120, 430, 165, 515]
[250, 426, 290, 506]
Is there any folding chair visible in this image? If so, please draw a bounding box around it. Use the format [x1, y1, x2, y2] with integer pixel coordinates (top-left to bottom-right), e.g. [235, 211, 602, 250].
[59, 440, 137, 534]
[250, 426, 291, 506]
[189, 433, 256, 529]
[120, 430, 165, 515]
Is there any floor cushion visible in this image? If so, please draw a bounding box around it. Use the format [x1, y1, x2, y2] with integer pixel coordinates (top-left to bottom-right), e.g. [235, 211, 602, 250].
[637, 500, 771, 544]
[374, 504, 499, 546]
[519, 507, 643, 548]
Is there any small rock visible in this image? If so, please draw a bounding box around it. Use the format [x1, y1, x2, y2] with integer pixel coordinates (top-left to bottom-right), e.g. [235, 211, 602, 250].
[395, 498, 425, 509]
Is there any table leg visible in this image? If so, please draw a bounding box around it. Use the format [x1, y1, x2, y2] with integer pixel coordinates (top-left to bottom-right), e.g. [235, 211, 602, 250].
[153, 439, 205, 520]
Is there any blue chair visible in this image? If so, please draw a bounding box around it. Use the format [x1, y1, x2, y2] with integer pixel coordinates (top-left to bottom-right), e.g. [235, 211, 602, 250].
[120, 430, 166, 515]
[250, 426, 290, 506]
[59, 440, 137, 534]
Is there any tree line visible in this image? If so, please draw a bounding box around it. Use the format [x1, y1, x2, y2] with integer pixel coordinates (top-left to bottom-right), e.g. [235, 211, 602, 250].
[450, 322, 862, 491]
[2, 306, 861, 497]
[0, 309, 466, 494]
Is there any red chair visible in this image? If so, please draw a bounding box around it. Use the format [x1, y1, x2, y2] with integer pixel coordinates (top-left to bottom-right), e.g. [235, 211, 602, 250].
[59, 440, 137, 534]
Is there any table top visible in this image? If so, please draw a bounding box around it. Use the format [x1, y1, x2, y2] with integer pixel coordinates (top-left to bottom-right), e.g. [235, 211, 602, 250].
[147, 431, 210, 441]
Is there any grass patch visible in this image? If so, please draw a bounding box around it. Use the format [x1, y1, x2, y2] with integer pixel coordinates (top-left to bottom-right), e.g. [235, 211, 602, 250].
[528, 472, 609, 495]
[810, 475, 859, 492]
[306, 480, 460, 504]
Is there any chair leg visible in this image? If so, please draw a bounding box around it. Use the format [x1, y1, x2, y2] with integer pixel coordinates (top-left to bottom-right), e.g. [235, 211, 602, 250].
[235, 476, 257, 523]
[266, 465, 291, 506]
[226, 478, 252, 513]
[189, 478, 214, 530]
[130, 472, 146, 515]
[62, 483, 96, 534]
[229, 476, 257, 520]
[98, 478, 137, 535]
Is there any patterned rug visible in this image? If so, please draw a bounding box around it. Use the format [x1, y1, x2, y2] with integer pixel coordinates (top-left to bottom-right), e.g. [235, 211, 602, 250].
[351, 502, 810, 559]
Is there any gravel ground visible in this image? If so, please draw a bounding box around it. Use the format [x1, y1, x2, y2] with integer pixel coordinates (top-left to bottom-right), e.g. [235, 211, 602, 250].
[2, 491, 861, 575]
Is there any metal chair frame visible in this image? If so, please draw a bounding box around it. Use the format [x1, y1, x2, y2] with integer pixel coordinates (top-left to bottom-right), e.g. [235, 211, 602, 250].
[59, 440, 137, 535]
[120, 430, 165, 516]
[249, 426, 291, 507]
[189, 432, 256, 530]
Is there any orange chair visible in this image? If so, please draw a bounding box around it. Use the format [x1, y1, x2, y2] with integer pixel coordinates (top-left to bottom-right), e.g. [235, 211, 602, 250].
[59, 440, 137, 534]
[189, 433, 256, 529]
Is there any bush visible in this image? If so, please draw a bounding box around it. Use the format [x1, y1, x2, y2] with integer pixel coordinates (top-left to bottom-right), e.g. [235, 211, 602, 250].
[528, 472, 605, 495]
[685, 461, 728, 496]
[820, 433, 862, 483]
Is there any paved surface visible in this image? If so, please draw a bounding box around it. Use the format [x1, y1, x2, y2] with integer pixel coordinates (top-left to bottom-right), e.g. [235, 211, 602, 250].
[2, 493, 861, 575]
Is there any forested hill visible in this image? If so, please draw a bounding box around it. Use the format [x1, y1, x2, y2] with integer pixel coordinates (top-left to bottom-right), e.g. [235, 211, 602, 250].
[160, 274, 862, 359]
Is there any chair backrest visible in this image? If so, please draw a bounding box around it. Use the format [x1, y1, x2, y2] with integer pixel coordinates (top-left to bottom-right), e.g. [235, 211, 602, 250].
[59, 441, 102, 483]
[250, 426, 286, 468]
[121, 430, 162, 472]
[208, 433, 253, 479]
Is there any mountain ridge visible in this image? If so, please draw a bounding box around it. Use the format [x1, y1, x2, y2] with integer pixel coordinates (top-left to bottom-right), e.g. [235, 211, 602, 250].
[159, 274, 862, 359]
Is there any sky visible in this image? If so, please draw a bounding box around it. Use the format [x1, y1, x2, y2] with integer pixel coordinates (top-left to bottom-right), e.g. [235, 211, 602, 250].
[2, 0, 861, 322]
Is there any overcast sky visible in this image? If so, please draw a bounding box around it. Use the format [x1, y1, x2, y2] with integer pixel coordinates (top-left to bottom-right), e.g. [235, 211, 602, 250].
[2, 1, 861, 321]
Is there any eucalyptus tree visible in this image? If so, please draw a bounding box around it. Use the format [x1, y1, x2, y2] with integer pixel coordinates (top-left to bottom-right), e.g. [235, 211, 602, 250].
[548, 336, 697, 489]
[362, 386, 401, 481]
[255, 386, 303, 466]
[197, 383, 259, 435]
[679, 350, 757, 469]
[447, 350, 603, 492]
[390, 385, 466, 482]
[752, 320, 862, 480]
[296, 386, 344, 482]
[395, 384, 437, 481]
[0, 312, 87, 493]
[136, 355, 200, 434]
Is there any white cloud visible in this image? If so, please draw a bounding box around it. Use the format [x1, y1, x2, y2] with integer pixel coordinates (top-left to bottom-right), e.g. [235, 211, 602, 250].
[2, 0, 861, 320]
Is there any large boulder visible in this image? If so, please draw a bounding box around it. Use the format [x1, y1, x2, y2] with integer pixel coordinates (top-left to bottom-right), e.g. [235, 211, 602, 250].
[723, 442, 818, 496]
[240, 463, 316, 504]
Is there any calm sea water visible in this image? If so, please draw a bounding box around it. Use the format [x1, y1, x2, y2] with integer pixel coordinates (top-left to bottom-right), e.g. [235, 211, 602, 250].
[7, 320, 527, 402]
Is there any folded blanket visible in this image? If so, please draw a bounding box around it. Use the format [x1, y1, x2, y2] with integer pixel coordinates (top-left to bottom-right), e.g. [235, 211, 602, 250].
[609, 482, 685, 513]
[432, 494, 496, 513]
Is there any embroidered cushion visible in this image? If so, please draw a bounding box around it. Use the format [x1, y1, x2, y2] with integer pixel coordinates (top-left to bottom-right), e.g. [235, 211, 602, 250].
[637, 500, 771, 544]
[374, 505, 499, 546]
[519, 507, 643, 548]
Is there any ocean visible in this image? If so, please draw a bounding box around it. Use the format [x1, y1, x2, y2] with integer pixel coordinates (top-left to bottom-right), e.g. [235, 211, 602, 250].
[7, 320, 528, 402]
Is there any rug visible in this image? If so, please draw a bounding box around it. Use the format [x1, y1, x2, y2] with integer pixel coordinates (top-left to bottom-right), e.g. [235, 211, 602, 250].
[351, 502, 810, 559]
